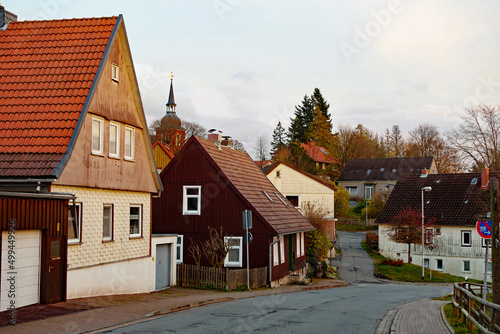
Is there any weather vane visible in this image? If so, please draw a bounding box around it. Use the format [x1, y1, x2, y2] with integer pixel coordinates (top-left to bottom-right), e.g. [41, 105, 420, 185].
[170, 72, 174, 82]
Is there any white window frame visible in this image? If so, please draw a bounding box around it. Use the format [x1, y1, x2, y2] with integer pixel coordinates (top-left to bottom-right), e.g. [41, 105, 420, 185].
[462, 230, 472, 247]
[109, 122, 120, 158]
[346, 186, 358, 196]
[280, 235, 285, 264]
[486, 260, 492, 275]
[102, 204, 113, 242]
[224, 236, 243, 267]
[273, 236, 279, 266]
[463, 260, 471, 273]
[112, 63, 119, 82]
[436, 259, 443, 271]
[296, 233, 300, 257]
[68, 202, 82, 244]
[300, 232, 305, 256]
[176, 235, 183, 263]
[129, 204, 142, 238]
[365, 184, 375, 200]
[92, 116, 104, 155]
[124, 126, 135, 160]
[183, 186, 201, 215]
[424, 258, 430, 268]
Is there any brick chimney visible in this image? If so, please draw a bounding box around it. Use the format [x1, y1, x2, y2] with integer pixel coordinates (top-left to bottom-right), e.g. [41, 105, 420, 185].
[207, 133, 221, 143]
[420, 169, 429, 178]
[0, 5, 17, 30]
[221, 136, 232, 147]
[481, 168, 490, 189]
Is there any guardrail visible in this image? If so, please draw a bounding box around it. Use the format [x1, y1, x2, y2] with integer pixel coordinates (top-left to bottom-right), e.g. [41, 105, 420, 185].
[453, 282, 500, 333]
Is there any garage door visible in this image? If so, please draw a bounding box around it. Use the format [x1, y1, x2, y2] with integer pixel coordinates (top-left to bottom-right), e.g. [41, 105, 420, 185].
[1, 230, 41, 311]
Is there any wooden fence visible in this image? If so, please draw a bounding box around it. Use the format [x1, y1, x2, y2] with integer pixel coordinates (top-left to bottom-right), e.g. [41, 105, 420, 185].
[453, 282, 500, 333]
[176, 263, 268, 290]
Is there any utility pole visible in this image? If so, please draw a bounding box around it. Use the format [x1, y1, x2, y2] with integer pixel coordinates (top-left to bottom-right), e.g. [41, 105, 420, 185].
[491, 178, 500, 327]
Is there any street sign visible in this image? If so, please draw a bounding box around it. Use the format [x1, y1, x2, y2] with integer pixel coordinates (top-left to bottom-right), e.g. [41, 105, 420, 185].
[242, 210, 252, 230]
[476, 220, 492, 239]
[244, 232, 253, 244]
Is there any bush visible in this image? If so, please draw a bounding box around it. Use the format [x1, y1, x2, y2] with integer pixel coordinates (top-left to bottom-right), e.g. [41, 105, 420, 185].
[381, 259, 403, 267]
[334, 185, 350, 218]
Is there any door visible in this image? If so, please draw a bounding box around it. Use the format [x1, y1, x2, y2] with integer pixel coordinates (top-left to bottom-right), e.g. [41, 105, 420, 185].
[45, 236, 63, 304]
[156, 244, 171, 290]
[289, 235, 295, 271]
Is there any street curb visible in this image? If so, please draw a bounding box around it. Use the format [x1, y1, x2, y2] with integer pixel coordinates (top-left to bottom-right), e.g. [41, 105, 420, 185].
[439, 303, 454, 334]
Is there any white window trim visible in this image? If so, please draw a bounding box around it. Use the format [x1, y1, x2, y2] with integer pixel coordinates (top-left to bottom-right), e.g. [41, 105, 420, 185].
[346, 186, 358, 195]
[109, 122, 120, 158]
[112, 63, 119, 82]
[296, 233, 300, 257]
[462, 230, 472, 247]
[224, 236, 243, 267]
[103, 204, 113, 242]
[129, 204, 142, 238]
[463, 260, 471, 273]
[365, 184, 375, 200]
[92, 116, 104, 155]
[280, 235, 285, 264]
[183, 186, 201, 215]
[300, 232, 305, 256]
[176, 235, 183, 263]
[68, 202, 82, 244]
[273, 236, 279, 266]
[124, 126, 135, 160]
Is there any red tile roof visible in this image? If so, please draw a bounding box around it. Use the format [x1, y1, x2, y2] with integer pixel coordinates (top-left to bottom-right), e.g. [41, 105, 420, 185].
[301, 142, 338, 164]
[0, 17, 118, 177]
[195, 137, 315, 235]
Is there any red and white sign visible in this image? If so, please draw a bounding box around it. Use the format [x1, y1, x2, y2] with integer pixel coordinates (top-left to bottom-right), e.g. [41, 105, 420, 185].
[476, 220, 492, 239]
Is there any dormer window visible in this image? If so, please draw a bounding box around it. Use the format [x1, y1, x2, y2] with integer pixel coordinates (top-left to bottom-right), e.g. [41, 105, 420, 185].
[276, 170, 281, 178]
[112, 63, 119, 82]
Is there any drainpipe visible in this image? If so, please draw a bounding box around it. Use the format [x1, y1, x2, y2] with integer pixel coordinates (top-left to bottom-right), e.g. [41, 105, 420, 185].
[268, 237, 280, 287]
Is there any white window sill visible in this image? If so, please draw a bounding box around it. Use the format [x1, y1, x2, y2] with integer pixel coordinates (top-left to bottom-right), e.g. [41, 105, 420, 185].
[224, 263, 242, 268]
[92, 152, 105, 157]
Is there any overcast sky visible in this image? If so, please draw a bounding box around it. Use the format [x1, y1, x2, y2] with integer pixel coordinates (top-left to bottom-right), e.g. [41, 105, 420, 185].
[8, 1, 500, 156]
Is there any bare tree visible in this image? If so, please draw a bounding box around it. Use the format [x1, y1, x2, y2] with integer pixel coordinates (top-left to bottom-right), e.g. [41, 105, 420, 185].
[448, 105, 500, 171]
[254, 135, 268, 161]
[188, 237, 202, 267]
[201, 226, 233, 268]
[183, 120, 207, 140]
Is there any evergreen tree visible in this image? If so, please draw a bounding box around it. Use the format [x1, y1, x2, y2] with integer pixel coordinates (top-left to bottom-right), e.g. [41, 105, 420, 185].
[288, 94, 315, 143]
[311, 88, 332, 131]
[271, 121, 287, 159]
[305, 106, 334, 148]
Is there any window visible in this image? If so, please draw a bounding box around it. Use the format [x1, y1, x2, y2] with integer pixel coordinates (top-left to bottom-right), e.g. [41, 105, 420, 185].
[176, 235, 183, 263]
[365, 184, 375, 199]
[273, 236, 279, 266]
[296, 233, 300, 257]
[462, 230, 471, 247]
[129, 205, 142, 237]
[124, 126, 135, 160]
[425, 229, 433, 245]
[68, 202, 82, 244]
[103, 204, 113, 241]
[112, 63, 119, 81]
[183, 186, 201, 215]
[424, 258, 430, 268]
[285, 195, 300, 208]
[300, 232, 305, 256]
[346, 187, 358, 196]
[276, 170, 281, 178]
[274, 192, 289, 207]
[486, 261, 492, 275]
[280, 235, 285, 264]
[463, 260, 471, 273]
[436, 259, 443, 270]
[224, 236, 242, 267]
[92, 116, 104, 155]
[262, 191, 274, 203]
[482, 238, 491, 248]
[109, 122, 120, 158]
[434, 227, 441, 235]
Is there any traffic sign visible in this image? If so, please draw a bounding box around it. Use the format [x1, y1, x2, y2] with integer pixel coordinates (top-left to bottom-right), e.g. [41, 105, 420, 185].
[244, 232, 253, 244]
[476, 220, 492, 239]
[242, 210, 252, 230]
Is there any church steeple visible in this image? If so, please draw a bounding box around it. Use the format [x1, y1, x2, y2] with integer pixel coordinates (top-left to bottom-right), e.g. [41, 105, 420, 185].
[166, 72, 176, 112]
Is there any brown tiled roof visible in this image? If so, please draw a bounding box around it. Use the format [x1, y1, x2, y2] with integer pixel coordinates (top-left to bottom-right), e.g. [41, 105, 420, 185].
[195, 137, 315, 235]
[263, 161, 337, 191]
[301, 142, 338, 164]
[0, 17, 118, 177]
[338, 157, 434, 182]
[375, 173, 489, 226]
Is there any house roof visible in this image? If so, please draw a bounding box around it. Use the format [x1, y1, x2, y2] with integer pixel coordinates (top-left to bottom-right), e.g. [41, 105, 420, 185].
[0, 17, 118, 177]
[191, 137, 315, 235]
[152, 141, 174, 159]
[263, 161, 337, 191]
[338, 157, 435, 182]
[301, 142, 338, 164]
[375, 173, 490, 226]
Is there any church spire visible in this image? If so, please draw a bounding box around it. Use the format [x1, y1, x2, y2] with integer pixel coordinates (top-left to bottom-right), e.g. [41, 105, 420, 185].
[166, 72, 176, 112]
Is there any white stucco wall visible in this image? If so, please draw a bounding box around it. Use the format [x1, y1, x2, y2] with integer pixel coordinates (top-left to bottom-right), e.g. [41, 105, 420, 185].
[379, 224, 492, 282]
[267, 164, 335, 219]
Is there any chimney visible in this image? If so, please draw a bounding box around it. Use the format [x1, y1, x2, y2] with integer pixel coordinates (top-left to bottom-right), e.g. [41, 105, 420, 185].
[420, 169, 429, 178]
[221, 136, 232, 147]
[0, 5, 17, 30]
[481, 168, 490, 189]
[207, 133, 221, 143]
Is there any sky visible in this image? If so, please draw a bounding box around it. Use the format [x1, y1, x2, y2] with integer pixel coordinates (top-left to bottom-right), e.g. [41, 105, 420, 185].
[6, 1, 500, 157]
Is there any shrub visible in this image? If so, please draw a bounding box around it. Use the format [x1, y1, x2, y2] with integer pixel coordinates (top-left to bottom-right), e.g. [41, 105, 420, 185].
[381, 259, 403, 267]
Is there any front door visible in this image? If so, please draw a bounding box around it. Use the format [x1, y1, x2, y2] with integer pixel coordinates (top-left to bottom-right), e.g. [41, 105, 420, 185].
[156, 244, 171, 290]
[45, 236, 63, 304]
[289, 235, 294, 271]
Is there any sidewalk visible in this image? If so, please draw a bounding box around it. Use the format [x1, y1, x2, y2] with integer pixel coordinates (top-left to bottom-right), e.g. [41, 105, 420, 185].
[0, 278, 347, 334]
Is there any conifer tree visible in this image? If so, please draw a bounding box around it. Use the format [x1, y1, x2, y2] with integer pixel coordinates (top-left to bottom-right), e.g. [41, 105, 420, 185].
[311, 88, 332, 131]
[306, 106, 334, 148]
[288, 95, 315, 143]
[271, 121, 287, 159]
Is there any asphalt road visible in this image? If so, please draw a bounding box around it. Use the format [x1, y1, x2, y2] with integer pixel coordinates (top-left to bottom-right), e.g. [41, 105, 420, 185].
[108, 232, 451, 334]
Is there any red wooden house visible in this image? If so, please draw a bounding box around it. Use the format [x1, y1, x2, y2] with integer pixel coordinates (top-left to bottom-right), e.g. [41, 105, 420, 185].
[152, 135, 315, 286]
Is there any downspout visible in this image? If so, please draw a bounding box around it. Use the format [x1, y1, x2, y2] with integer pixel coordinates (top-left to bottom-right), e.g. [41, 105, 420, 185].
[268, 237, 280, 287]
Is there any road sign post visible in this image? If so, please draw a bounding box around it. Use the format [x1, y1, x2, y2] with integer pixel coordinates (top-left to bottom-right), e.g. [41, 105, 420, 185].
[242, 210, 252, 290]
[477, 220, 492, 300]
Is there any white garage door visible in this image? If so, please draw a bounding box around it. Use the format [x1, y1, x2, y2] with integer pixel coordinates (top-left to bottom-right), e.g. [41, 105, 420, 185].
[1, 230, 41, 311]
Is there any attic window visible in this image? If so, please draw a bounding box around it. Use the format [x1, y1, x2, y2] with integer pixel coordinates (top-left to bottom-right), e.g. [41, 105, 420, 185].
[367, 170, 371, 175]
[276, 170, 281, 178]
[392, 169, 396, 173]
[112, 63, 119, 82]
[436, 180, 441, 183]
[274, 192, 289, 207]
[426, 200, 430, 204]
[262, 191, 274, 203]
[465, 200, 469, 204]
[471, 178, 478, 185]
[380, 168, 384, 172]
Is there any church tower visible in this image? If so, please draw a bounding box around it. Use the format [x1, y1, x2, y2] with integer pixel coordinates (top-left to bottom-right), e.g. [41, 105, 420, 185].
[156, 74, 185, 152]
